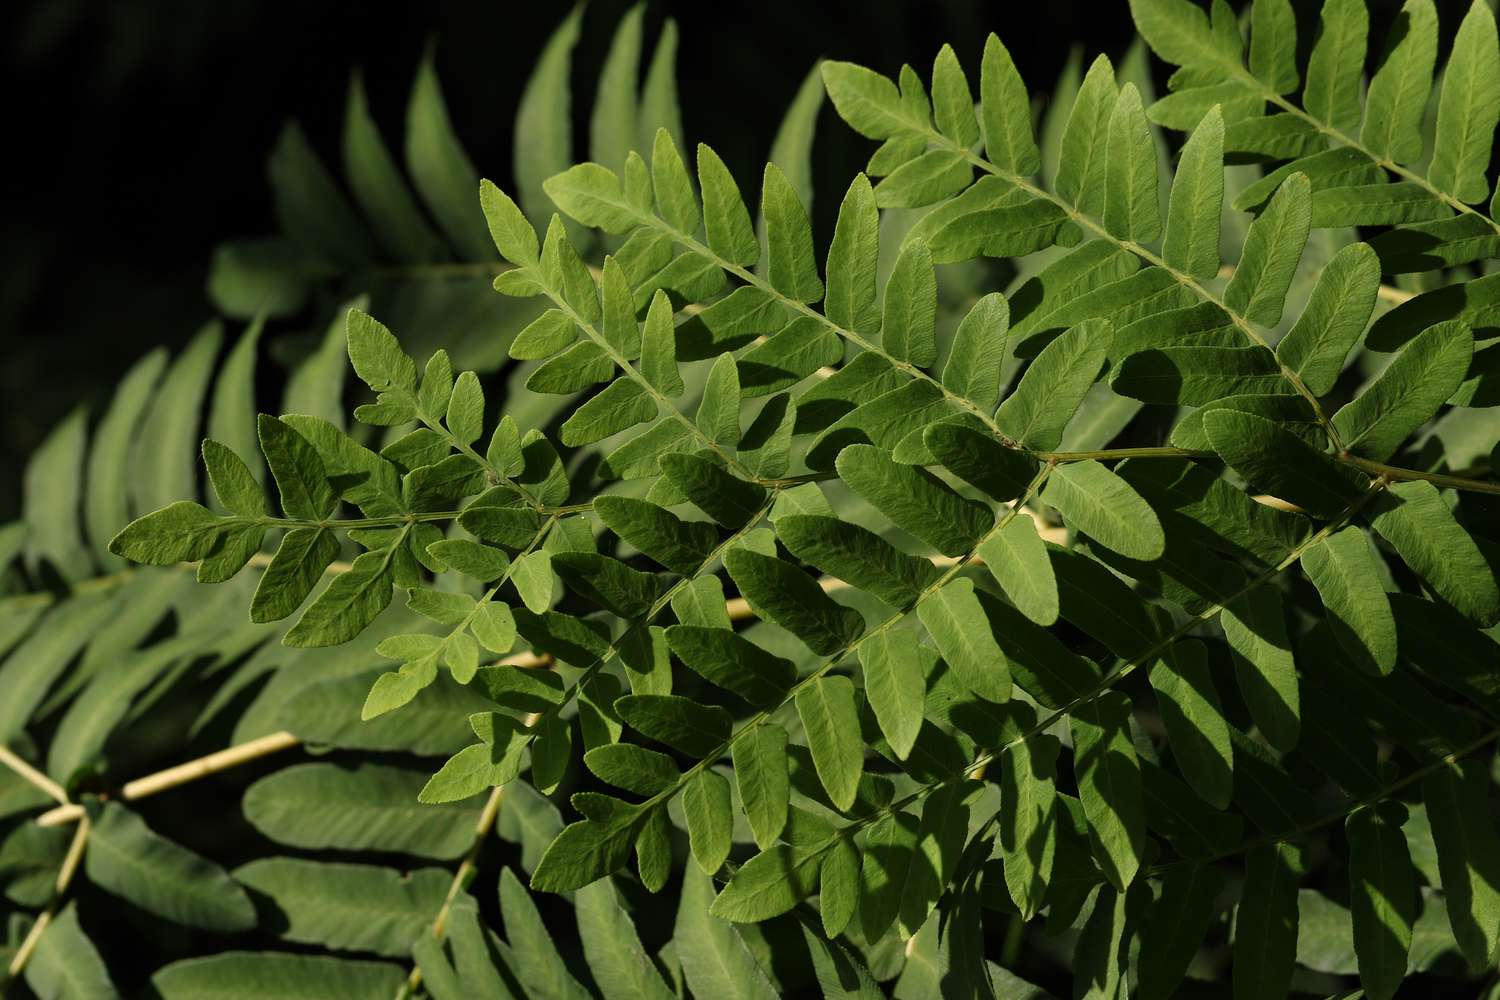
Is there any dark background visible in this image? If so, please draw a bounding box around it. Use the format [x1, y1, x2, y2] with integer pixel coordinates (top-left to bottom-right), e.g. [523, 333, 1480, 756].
[0, 0, 1138, 519]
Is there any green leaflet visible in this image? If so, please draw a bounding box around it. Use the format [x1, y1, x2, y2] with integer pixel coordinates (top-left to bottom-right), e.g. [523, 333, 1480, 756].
[1233, 842, 1304, 1000]
[499, 867, 593, 999]
[346, 308, 417, 393]
[1303, 0, 1368, 133]
[917, 578, 1012, 703]
[530, 809, 640, 894]
[480, 179, 538, 266]
[151, 953, 404, 1000]
[25, 903, 118, 1000]
[234, 859, 448, 957]
[873, 149, 971, 208]
[682, 769, 733, 874]
[996, 317, 1112, 450]
[599, 257, 642, 359]
[1149, 639, 1233, 809]
[243, 762, 481, 859]
[710, 840, 830, 922]
[406, 54, 490, 259]
[85, 349, 167, 567]
[419, 729, 528, 805]
[561, 378, 658, 446]
[1103, 84, 1160, 243]
[1041, 459, 1165, 561]
[87, 803, 255, 932]
[1050, 545, 1160, 659]
[824, 174, 881, 335]
[664, 626, 795, 706]
[1222, 584, 1300, 752]
[835, 444, 992, 556]
[1125, 0, 1234, 73]
[977, 517, 1058, 626]
[133, 323, 221, 518]
[543, 163, 637, 235]
[818, 839, 862, 940]
[1347, 802, 1418, 1000]
[1203, 410, 1369, 519]
[898, 781, 979, 936]
[1072, 880, 1133, 997]
[585, 743, 680, 797]
[857, 809, 921, 941]
[510, 550, 554, 613]
[651, 128, 699, 235]
[1308, 182, 1450, 228]
[880, 238, 938, 367]
[639, 290, 684, 397]
[1423, 758, 1500, 971]
[697, 353, 742, 448]
[1162, 104, 1223, 279]
[766, 61, 823, 216]
[998, 733, 1060, 920]
[924, 423, 1040, 502]
[595, 495, 717, 575]
[1368, 480, 1500, 627]
[575, 879, 676, 1000]
[1276, 241, 1381, 395]
[776, 514, 940, 608]
[794, 676, 864, 811]
[283, 545, 397, 647]
[1360, 0, 1438, 165]
[928, 198, 1068, 263]
[1057, 55, 1118, 214]
[1070, 691, 1145, 890]
[980, 33, 1040, 174]
[942, 292, 1009, 409]
[1302, 528, 1398, 676]
[202, 440, 265, 519]
[734, 723, 791, 849]
[698, 143, 760, 266]
[820, 61, 921, 140]
[761, 162, 823, 303]
[615, 695, 731, 757]
[259, 415, 337, 521]
[805, 380, 951, 470]
[673, 867, 779, 1000]
[109, 501, 234, 569]
[857, 629, 926, 759]
[932, 43, 979, 148]
[1430, 1, 1500, 203]
[1250, 0, 1299, 93]
[723, 547, 864, 655]
[659, 452, 766, 529]
[1224, 172, 1310, 327]
[1137, 862, 1225, 1000]
[1331, 320, 1475, 461]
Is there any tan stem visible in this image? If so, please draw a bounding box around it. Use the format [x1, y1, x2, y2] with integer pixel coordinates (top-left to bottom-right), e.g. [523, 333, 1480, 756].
[396, 783, 507, 1000]
[7, 814, 90, 978]
[0, 745, 71, 806]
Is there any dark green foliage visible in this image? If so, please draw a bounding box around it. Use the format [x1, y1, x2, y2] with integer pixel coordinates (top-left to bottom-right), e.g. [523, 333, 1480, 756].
[5, 2, 1500, 998]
